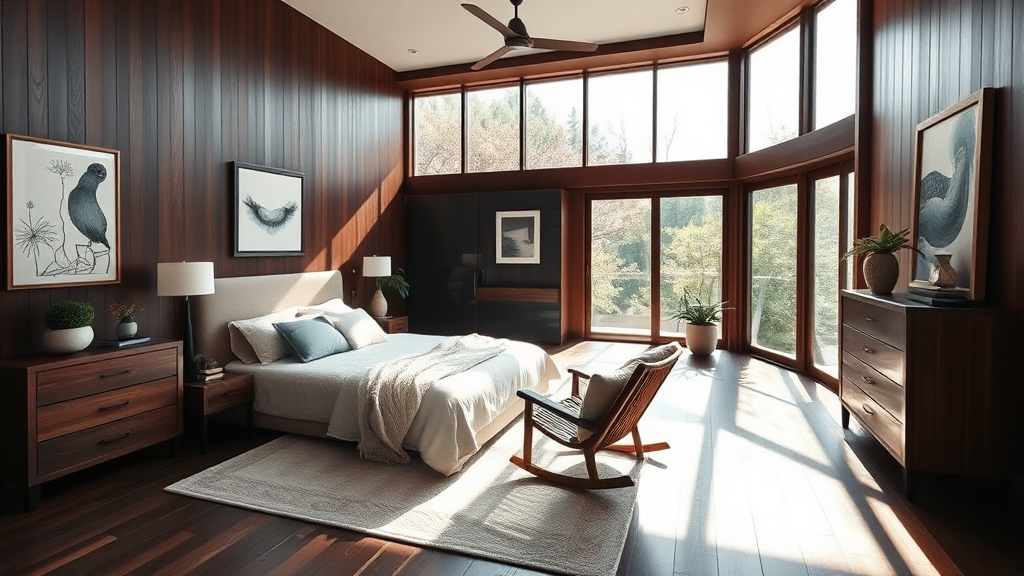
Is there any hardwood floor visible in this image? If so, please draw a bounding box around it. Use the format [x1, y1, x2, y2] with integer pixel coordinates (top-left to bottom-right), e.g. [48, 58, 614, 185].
[2, 341, 1022, 575]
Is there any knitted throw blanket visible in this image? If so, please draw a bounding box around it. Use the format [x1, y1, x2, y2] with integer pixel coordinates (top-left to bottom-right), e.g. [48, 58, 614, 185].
[352, 334, 507, 465]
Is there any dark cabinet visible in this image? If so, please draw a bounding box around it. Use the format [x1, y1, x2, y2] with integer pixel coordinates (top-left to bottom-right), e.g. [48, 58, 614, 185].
[407, 189, 563, 343]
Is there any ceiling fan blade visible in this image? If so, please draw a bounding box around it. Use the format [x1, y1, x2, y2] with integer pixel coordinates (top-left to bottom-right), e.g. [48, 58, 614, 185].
[471, 45, 513, 70]
[462, 3, 516, 38]
[531, 38, 599, 52]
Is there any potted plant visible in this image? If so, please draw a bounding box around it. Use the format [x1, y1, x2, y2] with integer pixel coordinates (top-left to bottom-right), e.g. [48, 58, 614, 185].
[841, 224, 924, 294]
[669, 289, 732, 355]
[43, 300, 95, 353]
[370, 268, 410, 318]
[108, 301, 145, 340]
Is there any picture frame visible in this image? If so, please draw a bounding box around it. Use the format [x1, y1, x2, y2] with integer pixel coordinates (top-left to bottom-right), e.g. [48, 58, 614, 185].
[909, 87, 993, 302]
[6, 134, 121, 290]
[233, 161, 305, 257]
[495, 210, 540, 264]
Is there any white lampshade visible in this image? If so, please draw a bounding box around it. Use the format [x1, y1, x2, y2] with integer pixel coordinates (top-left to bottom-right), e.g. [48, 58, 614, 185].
[157, 262, 215, 296]
[363, 256, 391, 278]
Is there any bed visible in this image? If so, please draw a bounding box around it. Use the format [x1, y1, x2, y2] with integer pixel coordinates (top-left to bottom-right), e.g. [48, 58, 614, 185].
[191, 270, 561, 475]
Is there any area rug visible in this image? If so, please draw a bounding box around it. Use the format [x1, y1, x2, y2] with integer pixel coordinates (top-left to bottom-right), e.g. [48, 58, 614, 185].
[165, 420, 643, 576]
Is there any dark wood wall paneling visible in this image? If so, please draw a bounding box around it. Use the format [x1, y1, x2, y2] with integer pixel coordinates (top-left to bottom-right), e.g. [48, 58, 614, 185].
[868, 0, 1024, 494]
[0, 0, 404, 358]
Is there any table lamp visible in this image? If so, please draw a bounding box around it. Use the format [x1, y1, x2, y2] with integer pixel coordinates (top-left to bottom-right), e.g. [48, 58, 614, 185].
[363, 256, 391, 318]
[158, 261, 215, 382]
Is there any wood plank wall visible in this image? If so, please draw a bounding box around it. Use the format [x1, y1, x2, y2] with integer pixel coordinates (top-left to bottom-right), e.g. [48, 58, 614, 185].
[868, 0, 1023, 496]
[0, 0, 404, 358]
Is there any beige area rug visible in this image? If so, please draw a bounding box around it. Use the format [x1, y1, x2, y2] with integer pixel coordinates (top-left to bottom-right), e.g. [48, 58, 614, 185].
[166, 421, 644, 576]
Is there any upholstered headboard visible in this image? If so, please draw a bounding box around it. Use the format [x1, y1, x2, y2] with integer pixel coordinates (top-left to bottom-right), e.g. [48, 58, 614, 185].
[191, 270, 345, 365]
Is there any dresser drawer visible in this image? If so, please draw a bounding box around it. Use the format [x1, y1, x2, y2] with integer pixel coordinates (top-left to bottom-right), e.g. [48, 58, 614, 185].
[842, 380, 904, 463]
[842, 352, 904, 422]
[37, 377, 179, 442]
[36, 405, 178, 479]
[843, 297, 905, 349]
[842, 327, 905, 386]
[37, 348, 178, 406]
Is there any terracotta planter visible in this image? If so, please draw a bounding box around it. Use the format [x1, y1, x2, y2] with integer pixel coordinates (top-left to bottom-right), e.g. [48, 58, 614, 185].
[43, 326, 94, 354]
[863, 252, 899, 294]
[684, 323, 718, 355]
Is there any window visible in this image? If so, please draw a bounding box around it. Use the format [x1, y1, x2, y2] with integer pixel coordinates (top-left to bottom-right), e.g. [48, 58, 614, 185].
[657, 61, 729, 161]
[747, 26, 801, 153]
[413, 92, 461, 176]
[590, 198, 652, 336]
[814, 0, 857, 129]
[812, 175, 840, 375]
[750, 183, 798, 355]
[660, 195, 724, 336]
[588, 69, 653, 166]
[467, 85, 520, 173]
[525, 78, 583, 170]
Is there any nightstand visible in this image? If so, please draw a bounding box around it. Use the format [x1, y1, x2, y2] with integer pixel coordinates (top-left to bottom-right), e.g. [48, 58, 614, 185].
[376, 316, 408, 334]
[184, 371, 253, 454]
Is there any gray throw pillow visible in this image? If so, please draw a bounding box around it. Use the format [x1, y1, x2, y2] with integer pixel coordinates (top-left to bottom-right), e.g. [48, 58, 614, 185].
[273, 316, 352, 362]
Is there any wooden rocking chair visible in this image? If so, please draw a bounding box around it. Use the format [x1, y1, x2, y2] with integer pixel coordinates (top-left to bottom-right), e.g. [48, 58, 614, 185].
[510, 342, 683, 489]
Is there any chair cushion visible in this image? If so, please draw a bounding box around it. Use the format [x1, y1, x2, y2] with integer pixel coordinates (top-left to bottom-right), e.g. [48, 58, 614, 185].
[323, 308, 388, 349]
[273, 316, 352, 362]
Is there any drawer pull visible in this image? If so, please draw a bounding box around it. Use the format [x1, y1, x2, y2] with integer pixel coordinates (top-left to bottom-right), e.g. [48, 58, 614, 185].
[862, 346, 875, 354]
[861, 376, 876, 385]
[99, 368, 133, 379]
[862, 404, 874, 416]
[863, 316, 875, 322]
[98, 431, 131, 445]
[99, 399, 130, 411]
[224, 391, 240, 397]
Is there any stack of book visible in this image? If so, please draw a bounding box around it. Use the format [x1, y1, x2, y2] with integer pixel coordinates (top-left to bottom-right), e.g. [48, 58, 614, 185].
[197, 365, 224, 383]
[100, 336, 151, 347]
[906, 283, 972, 307]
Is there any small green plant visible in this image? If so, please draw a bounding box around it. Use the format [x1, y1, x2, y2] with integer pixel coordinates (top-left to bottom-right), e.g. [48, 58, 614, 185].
[669, 289, 732, 327]
[841, 224, 924, 260]
[44, 300, 95, 330]
[375, 268, 410, 299]
[108, 301, 145, 322]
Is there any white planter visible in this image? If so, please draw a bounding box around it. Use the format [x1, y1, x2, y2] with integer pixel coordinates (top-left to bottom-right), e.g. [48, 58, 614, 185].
[43, 326, 94, 354]
[684, 323, 718, 355]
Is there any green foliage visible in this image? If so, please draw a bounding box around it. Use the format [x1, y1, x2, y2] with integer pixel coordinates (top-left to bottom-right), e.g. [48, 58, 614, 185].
[841, 224, 922, 259]
[669, 289, 732, 326]
[44, 300, 95, 330]
[375, 268, 410, 300]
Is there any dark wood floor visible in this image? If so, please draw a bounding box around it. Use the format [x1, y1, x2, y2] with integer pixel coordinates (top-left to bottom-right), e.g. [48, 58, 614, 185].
[2, 341, 1022, 575]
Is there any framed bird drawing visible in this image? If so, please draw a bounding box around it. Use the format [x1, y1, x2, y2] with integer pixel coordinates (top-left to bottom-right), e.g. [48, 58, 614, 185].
[6, 134, 121, 290]
[232, 161, 305, 257]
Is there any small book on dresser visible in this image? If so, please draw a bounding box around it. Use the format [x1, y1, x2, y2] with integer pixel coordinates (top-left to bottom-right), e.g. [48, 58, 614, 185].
[100, 336, 151, 347]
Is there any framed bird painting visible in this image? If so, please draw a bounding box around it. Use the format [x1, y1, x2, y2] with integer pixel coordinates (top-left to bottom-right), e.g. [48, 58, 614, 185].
[232, 161, 305, 257]
[6, 134, 121, 290]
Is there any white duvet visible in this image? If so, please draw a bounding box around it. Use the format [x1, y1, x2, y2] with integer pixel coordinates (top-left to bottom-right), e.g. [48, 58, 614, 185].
[226, 333, 560, 475]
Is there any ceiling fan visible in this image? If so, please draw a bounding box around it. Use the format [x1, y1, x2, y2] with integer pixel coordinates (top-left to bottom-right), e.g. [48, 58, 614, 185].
[461, 0, 599, 70]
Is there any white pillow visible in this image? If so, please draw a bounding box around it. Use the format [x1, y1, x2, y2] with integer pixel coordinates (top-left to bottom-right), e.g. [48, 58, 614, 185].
[297, 298, 353, 317]
[324, 308, 388, 349]
[229, 306, 301, 364]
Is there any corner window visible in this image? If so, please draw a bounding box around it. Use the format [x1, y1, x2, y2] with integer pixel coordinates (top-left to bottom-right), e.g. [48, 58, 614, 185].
[814, 0, 857, 128]
[747, 25, 801, 153]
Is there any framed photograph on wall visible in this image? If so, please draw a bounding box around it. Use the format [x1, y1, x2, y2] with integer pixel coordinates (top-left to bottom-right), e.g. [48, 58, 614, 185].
[233, 161, 305, 257]
[6, 134, 121, 290]
[495, 210, 540, 264]
[909, 87, 993, 302]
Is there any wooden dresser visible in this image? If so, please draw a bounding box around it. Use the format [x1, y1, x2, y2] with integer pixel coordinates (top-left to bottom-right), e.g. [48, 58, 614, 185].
[839, 290, 1009, 499]
[0, 340, 183, 511]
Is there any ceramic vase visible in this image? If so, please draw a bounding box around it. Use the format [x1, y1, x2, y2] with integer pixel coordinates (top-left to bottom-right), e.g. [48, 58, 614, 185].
[116, 318, 138, 340]
[862, 252, 899, 294]
[929, 253, 958, 288]
[685, 323, 718, 355]
[43, 326, 94, 354]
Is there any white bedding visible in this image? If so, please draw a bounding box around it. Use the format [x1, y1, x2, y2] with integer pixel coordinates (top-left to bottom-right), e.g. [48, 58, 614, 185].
[226, 333, 560, 475]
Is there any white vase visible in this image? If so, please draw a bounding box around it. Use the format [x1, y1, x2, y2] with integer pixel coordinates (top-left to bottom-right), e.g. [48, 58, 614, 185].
[43, 326, 94, 354]
[116, 320, 138, 340]
[685, 323, 718, 355]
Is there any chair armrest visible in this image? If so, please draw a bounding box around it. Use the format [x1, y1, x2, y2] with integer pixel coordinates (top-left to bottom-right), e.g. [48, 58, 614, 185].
[567, 367, 594, 397]
[517, 389, 598, 431]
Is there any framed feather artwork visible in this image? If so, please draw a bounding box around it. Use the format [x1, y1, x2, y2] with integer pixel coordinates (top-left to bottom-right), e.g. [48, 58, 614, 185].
[6, 134, 121, 290]
[233, 161, 305, 257]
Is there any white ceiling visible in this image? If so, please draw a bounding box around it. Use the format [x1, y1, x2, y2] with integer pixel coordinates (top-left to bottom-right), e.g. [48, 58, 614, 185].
[282, 0, 709, 73]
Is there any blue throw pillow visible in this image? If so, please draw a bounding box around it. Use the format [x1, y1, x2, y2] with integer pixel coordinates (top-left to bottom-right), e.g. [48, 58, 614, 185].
[273, 316, 351, 362]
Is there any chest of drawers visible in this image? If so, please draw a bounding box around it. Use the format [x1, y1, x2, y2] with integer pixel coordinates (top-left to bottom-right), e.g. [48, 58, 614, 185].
[839, 290, 1009, 499]
[0, 340, 183, 511]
